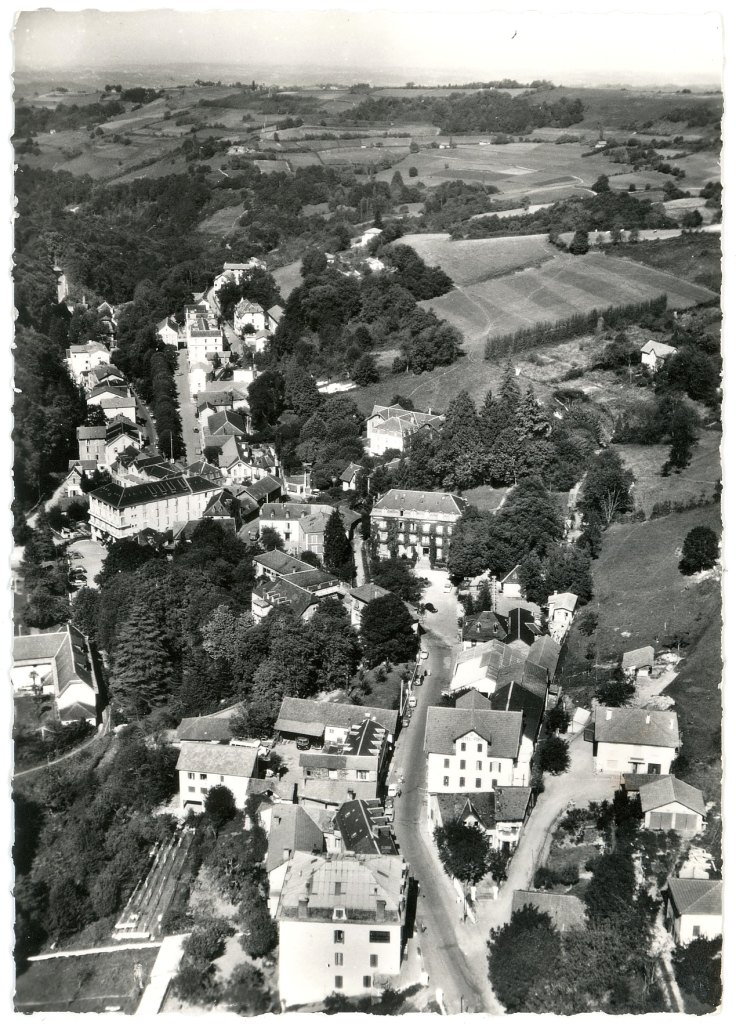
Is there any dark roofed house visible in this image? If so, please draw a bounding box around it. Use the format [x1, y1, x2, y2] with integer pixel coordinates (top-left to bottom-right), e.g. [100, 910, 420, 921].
[424, 705, 529, 788]
[592, 707, 680, 776]
[299, 718, 392, 808]
[89, 474, 222, 541]
[505, 607, 542, 649]
[462, 610, 509, 647]
[370, 487, 466, 562]
[266, 803, 326, 875]
[347, 582, 392, 627]
[275, 697, 398, 743]
[335, 799, 398, 856]
[429, 787, 532, 852]
[526, 635, 562, 682]
[511, 890, 587, 932]
[490, 676, 547, 747]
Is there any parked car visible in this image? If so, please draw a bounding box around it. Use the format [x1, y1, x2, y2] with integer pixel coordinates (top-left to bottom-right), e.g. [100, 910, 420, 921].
[388, 783, 400, 799]
[415, 675, 423, 686]
[420, 649, 429, 661]
[408, 694, 417, 708]
[443, 581, 453, 593]
[296, 736, 311, 750]
[383, 804, 395, 822]
[402, 715, 411, 728]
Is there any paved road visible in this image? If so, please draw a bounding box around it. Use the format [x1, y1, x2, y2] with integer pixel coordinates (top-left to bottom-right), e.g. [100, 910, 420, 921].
[14, 712, 110, 779]
[390, 627, 502, 1014]
[68, 537, 106, 589]
[175, 350, 201, 465]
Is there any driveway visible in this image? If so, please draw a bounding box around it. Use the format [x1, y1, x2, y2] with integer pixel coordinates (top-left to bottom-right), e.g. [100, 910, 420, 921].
[68, 537, 106, 589]
[176, 350, 201, 465]
[390, 633, 503, 1013]
[476, 732, 618, 936]
[416, 566, 461, 648]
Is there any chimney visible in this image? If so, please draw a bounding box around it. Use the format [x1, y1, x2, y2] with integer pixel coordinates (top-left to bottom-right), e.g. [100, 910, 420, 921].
[375, 899, 386, 922]
[605, 708, 613, 721]
[298, 897, 309, 919]
[645, 714, 651, 725]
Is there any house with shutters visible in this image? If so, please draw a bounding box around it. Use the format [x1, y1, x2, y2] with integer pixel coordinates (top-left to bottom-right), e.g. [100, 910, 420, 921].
[590, 707, 680, 776]
[370, 488, 466, 562]
[234, 298, 267, 334]
[664, 878, 722, 944]
[624, 774, 706, 833]
[275, 853, 408, 1006]
[424, 692, 525, 791]
[177, 741, 259, 811]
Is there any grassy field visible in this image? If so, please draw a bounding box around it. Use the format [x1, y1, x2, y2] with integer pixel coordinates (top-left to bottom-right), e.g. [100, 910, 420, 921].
[15, 947, 160, 1013]
[418, 250, 715, 357]
[399, 233, 555, 286]
[613, 432, 721, 515]
[461, 485, 509, 511]
[272, 259, 303, 300]
[604, 232, 722, 293]
[197, 204, 244, 235]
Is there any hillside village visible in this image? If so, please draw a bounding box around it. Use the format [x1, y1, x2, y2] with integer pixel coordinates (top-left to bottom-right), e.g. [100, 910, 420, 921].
[12, 46, 723, 1019]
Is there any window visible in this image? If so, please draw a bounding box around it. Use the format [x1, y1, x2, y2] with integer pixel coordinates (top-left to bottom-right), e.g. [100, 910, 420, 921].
[220, 776, 225, 783]
[335, 882, 342, 896]
[335, 976, 343, 990]
[476, 761, 483, 771]
[369, 931, 391, 943]
[443, 776, 449, 787]
[444, 758, 450, 768]
[497, 763, 502, 773]
[188, 772, 195, 780]
[459, 777, 465, 787]
[460, 760, 466, 769]
[693, 925, 701, 938]
[370, 955, 378, 968]
[475, 779, 482, 788]
[187, 786, 195, 793]
[200, 773, 207, 780]
[363, 976, 372, 989]
[334, 930, 344, 944]
[477, 744, 483, 753]
[201, 787, 208, 794]
[335, 953, 343, 966]
[356, 770, 368, 781]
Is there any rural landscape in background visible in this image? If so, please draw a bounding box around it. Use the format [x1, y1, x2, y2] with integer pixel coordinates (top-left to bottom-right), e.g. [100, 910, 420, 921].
[12, 15, 723, 1017]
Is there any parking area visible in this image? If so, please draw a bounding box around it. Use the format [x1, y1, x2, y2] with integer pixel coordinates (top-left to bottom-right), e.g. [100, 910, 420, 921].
[68, 537, 106, 589]
[417, 567, 461, 647]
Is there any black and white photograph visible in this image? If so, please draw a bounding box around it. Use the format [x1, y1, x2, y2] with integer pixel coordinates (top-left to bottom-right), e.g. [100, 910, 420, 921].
[8, 3, 727, 1016]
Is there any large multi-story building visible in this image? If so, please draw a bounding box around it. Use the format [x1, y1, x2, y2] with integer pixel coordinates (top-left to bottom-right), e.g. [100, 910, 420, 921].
[365, 404, 443, 456]
[258, 502, 354, 557]
[275, 852, 408, 1007]
[88, 475, 222, 540]
[12, 624, 101, 726]
[370, 488, 466, 561]
[66, 341, 111, 387]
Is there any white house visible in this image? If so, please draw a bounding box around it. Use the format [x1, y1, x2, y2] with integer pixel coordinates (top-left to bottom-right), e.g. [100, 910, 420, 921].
[664, 878, 722, 944]
[424, 700, 524, 793]
[637, 775, 706, 833]
[12, 625, 99, 726]
[591, 707, 680, 776]
[88, 475, 222, 541]
[641, 340, 677, 372]
[427, 787, 532, 853]
[156, 317, 180, 347]
[275, 852, 407, 1006]
[351, 226, 383, 249]
[234, 299, 266, 334]
[176, 741, 259, 811]
[366, 404, 443, 456]
[189, 361, 212, 398]
[547, 591, 578, 641]
[370, 488, 466, 562]
[66, 342, 111, 387]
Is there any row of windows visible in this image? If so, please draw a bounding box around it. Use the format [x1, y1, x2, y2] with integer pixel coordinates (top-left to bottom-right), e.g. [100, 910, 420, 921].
[443, 758, 504, 771]
[187, 772, 226, 782]
[334, 976, 372, 989]
[334, 930, 390, 944]
[443, 777, 498, 789]
[334, 954, 379, 968]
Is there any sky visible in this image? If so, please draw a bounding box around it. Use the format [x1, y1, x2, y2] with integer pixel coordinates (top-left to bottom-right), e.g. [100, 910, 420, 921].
[13, 5, 724, 86]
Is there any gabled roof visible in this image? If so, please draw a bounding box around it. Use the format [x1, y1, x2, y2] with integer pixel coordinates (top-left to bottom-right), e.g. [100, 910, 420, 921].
[641, 340, 677, 358]
[77, 425, 107, 440]
[505, 607, 541, 647]
[235, 298, 264, 315]
[456, 690, 493, 710]
[13, 624, 98, 703]
[667, 878, 722, 917]
[91, 475, 221, 509]
[639, 775, 706, 817]
[511, 891, 587, 931]
[424, 707, 523, 758]
[490, 679, 546, 745]
[372, 488, 466, 517]
[622, 646, 656, 671]
[176, 741, 258, 778]
[334, 799, 398, 856]
[208, 409, 247, 435]
[275, 697, 398, 737]
[527, 635, 562, 679]
[501, 564, 521, 586]
[242, 475, 282, 502]
[340, 462, 362, 484]
[462, 611, 508, 644]
[266, 803, 325, 873]
[349, 583, 392, 605]
[548, 591, 578, 614]
[593, 707, 680, 749]
[255, 549, 314, 575]
[267, 304, 284, 320]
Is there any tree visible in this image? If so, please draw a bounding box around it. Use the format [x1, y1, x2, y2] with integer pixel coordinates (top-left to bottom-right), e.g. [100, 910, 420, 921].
[499, 362, 521, 416]
[592, 174, 610, 193]
[580, 449, 634, 527]
[679, 526, 719, 575]
[369, 555, 427, 604]
[259, 526, 284, 552]
[111, 598, 175, 719]
[545, 703, 570, 734]
[96, 537, 158, 584]
[536, 736, 570, 774]
[434, 821, 491, 885]
[595, 678, 635, 707]
[408, 166, 418, 177]
[672, 936, 721, 1010]
[436, 389, 484, 490]
[247, 370, 285, 429]
[361, 593, 418, 666]
[487, 906, 562, 1012]
[543, 545, 593, 603]
[352, 353, 379, 385]
[569, 229, 590, 255]
[205, 786, 237, 832]
[323, 509, 355, 582]
[239, 887, 278, 957]
[224, 962, 271, 1015]
[664, 401, 698, 473]
[85, 404, 107, 426]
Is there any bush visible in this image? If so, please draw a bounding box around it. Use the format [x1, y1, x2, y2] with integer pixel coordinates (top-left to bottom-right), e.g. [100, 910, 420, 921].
[183, 918, 232, 964]
[679, 525, 719, 575]
[595, 678, 635, 707]
[536, 736, 570, 775]
[408, 166, 418, 177]
[533, 863, 580, 889]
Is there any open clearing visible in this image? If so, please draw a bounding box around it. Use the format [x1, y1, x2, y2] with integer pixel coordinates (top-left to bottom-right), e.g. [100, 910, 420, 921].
[399, 233, 555, 286]
[272, 259, 303, 300]
[614, 432, 721, 515]
[197, 204, 244, 235]
[15, 946, 159, 1013]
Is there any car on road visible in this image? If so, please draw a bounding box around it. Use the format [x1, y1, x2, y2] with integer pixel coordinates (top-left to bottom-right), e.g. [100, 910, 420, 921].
[383, 803, 395, 822]
[415, 675, 423, 686]
[193, 427, 199, 433]
[402, 715, 411, 727]
[408, 694, 417, 708]
[419, 649, 429, 660]
[443, 581, 453, 593]
[296, 736, 311, 751]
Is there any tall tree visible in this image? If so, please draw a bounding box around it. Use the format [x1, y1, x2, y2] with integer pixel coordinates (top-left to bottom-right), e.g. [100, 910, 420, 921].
[543, 544, 593, 603]
[516, 385, 551, 442]
[487, 907, 563, 1013]
[436, 389, 484, 490]
[360, 593, 418, 666]
[323, 509, 355, 582]
[679, 526, 719, 575]
[499, 362, 522, 416]
[579, 449, 634, 527]
[111, 598, 175, 719]
[434, 821, 492, 885]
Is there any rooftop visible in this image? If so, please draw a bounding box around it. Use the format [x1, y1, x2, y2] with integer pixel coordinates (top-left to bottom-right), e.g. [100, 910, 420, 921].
[424, 707, 523, 758]
[266, 804, 325, 874]
[639, 775, 706, 817]
[277, 852, 406, 922]
[276, 698, 398, 738]
[335, 800, 398, 856]
[593, 707, 680, 749]
[176, 741, 258, 778]
[548, 591, 579, 614]
[372, 489, 466, 517]
[667, 877, 722, 916]
[349, 583, 392, 605]
[622, 646, 656, 671]
[91, 475, 220, 509]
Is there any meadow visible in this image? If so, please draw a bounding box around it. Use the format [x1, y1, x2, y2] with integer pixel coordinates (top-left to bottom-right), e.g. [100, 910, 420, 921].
[15, 947, 160, 1013]
[398, 232, 555, 285]
[613, 432, 721, 516]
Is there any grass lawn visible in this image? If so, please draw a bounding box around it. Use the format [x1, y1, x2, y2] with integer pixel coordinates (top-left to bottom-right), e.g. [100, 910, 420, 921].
[197, 204, 245, 235]
[461, 485, 509, 511]
[350, 663, 408, 711]
[398, 233, 555, 287]
[272, 259, 302, 300]
[613, 432, 721, 515]
[15, 946, 160, 1013]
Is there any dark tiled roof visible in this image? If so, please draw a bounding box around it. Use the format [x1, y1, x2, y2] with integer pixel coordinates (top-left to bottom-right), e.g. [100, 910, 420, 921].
[176, 742, 258, 777]
[639, 776, 706, 816]
[527, 635, 562, 679]
[91, 475, 221, 509]
[505, 608, 541, 647]
[276, 698, 398, 737]
[266, 804, 325, 873]
[594, 708, 680, 749]
[243, 475, 282, 502]
[372, 488, 466, 517]
[462, 611, 508, 644]
[490, 680, 545, 744]
[255, 550, 313, 575]
[424, 707, 523, 758]
[495, 786, 532, 821]
[667, 878, 722, 916]
[456, 690, 493, 710]
[335, 800, 398, 856]
[349, 583, 392, 604]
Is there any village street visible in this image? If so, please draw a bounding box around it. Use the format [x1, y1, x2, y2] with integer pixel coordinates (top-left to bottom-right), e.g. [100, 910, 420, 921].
[175, 349, 201, 465]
